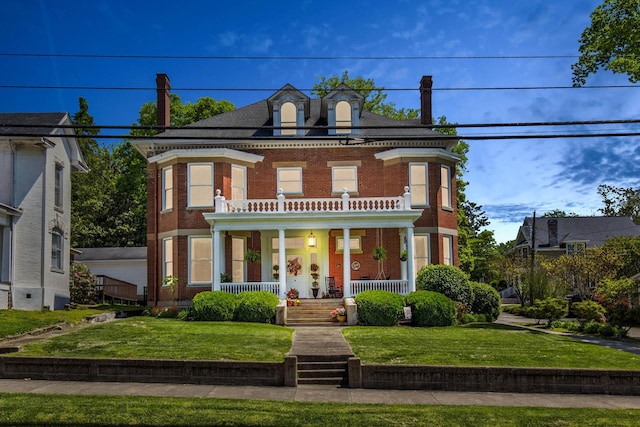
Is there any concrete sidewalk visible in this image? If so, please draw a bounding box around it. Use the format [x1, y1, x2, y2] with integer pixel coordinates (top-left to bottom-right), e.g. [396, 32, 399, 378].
[2, 379, 640, 408]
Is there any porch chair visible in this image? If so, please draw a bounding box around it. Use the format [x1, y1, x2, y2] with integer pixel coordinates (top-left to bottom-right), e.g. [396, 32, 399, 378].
[326, 276, 343, 298]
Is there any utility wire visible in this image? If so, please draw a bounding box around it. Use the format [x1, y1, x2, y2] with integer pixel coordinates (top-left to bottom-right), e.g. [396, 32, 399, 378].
[0, 84, 636, 92]
[0, 53, 581, 60]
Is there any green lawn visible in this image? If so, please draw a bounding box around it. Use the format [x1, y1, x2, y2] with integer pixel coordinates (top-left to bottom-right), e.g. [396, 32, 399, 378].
[343, 323, 640, 369]
[0, 308, 106, 339]
[0, 393, 638, 426]
[15, 317, 293, 362]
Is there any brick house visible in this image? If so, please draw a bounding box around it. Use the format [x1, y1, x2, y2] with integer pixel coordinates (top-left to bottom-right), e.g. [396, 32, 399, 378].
[133, 74, 460, 306]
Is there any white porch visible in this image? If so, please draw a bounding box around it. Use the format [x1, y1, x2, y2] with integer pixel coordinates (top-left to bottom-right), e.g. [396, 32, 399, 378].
[203, 188, 422, 299]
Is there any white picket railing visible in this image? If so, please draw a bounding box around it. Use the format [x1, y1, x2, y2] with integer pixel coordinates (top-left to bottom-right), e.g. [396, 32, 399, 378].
[221, 282, 280, 295]
[350, 280, 409, 296]
[214, 187, 412, 214]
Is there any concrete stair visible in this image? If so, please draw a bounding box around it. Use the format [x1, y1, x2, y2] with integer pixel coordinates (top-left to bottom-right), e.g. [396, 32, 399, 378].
[286, 299, 345, 326]
[297, 354, 349, 386]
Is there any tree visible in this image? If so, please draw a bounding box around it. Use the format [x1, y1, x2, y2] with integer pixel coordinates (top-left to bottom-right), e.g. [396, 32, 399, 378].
[311, 70, 419, 118]
[572, 0, 640, 86]
[541, 210, 579, 217]
[597, 184, 640, 223]
[601, 236, 640, 278]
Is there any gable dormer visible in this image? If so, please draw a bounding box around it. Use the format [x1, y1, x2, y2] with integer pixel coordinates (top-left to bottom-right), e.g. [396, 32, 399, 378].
[322, 84, 365, 135]
[267, 84, 310, 136]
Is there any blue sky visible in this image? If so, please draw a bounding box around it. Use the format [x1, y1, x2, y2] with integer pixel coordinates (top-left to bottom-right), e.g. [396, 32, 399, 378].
[1, 0, 639, 243]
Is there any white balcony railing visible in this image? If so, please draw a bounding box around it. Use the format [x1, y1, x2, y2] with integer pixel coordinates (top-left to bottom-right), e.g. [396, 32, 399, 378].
[215, 187, 412, 214]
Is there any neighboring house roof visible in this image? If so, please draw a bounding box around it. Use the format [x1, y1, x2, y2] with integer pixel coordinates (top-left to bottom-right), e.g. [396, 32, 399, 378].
[0, 112, 89, 172]
[74, 247, 147, 262]
[512, 216, 640, 252]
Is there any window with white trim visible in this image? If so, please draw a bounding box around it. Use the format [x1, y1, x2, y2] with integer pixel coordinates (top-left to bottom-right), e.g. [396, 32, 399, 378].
[441, 165, 452, 209]
[162, 166, 173, 210]
[51, 227, 63, 270]
[332, 166, 357, 192]
[336, 236, 362, 253]
[443, 235, 453, 265]
[335, 101, 352, 134]
[409, 163, 428, 206]
[281, 102, 297, 135]
[277, 167, 302, 194]
[162, 238, 173, 281]
[413, 234, 430, 273]
[231, 237, 245, 282]
[231, 164, 246, 200]
[188, 163, 214, 207]
[189, 236, 212, 284]
[54, 164, 63, 209]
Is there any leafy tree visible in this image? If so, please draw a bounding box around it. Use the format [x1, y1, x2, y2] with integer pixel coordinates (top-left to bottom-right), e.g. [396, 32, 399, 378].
[601, 236, 640, 278]
[311, 70, 419, 118]
[572, 0, 640, 86]
[597, 184, 640, 223]
[541, 210, 579, 217]
[540, 247, 622, 299]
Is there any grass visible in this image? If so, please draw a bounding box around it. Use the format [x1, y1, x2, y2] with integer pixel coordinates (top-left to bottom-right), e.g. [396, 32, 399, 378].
[0, 307, 106, 339]
[0, 393, 639, 426]
[343, 323, 640, 369]
[15, 317, 293, 362]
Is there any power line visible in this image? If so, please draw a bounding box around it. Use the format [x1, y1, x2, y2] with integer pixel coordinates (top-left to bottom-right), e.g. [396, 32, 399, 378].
[0, 84, 636, 92]
[0, 53, 581, 60]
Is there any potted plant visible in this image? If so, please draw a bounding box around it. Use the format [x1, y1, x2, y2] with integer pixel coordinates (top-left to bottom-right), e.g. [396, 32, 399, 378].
[220, 272, 232, 283]
[287, 288, 299, 299]
[311, 281, 320, 299]
[372, 246, 387, 261]
[273, 264, 280, 280]
[400, 249, 408, 262]
[330, 307, 346, 322]
[244, 249, 261, 264]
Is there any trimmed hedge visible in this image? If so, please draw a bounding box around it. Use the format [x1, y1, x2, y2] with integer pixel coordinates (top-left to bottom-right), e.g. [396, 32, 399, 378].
[192, 291, 236, 321]
[405, 290, 456, 327]
[354, 290, 404, 326]
[469, 282, 501, 322]
[571, 300, 605, 323]
[235, 291, 279, 323]
[416, 264, 473, 306]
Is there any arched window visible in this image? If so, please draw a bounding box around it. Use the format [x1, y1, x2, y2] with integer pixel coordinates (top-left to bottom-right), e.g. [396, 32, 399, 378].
[335, 101, 351, 134]
[281, 102, 297, 135]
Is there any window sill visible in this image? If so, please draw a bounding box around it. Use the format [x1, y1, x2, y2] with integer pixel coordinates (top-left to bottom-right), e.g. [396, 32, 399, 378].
[441, 206, 454, 212]
[161, 208, 173, 214]
[50, 267, 65, 274]
[54, 206, 64, 214]
[411, 204, 430, 209]
[186, 206, 215, 210]
[187, 283, 212, 287]
[331, 191, 359, 197]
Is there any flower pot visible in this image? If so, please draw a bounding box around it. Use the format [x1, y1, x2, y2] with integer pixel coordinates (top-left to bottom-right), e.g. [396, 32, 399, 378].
[312, 288, 319, 299]
[337, 315, 347, 322]
[287, 300, 293, 307]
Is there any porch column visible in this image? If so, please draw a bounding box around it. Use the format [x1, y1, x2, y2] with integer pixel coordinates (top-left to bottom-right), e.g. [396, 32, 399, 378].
[406, 226, 416, 293]
[212, 227, 221, 291]
[343, 227, 351, 298]
[278, 228, 286, 299]
[400, 230, 407, 282]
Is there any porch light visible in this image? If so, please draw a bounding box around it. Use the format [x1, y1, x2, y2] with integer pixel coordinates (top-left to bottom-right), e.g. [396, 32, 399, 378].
[308, 231, 317, 248]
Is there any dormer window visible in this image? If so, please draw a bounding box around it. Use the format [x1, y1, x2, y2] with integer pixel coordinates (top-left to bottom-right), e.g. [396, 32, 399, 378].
[335, 101, 352, 134]
[322, 83, 364, 136]
[267, 84, 310, 137]
[281, 102, 297, 135]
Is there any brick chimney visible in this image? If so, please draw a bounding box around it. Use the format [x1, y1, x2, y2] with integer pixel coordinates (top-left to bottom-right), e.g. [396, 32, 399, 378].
[420, 75, 433, 126]
[156, 73, 171, 131]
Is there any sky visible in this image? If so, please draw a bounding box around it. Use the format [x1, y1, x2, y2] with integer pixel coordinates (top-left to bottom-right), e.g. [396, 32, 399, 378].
[1, 0, 639, 243]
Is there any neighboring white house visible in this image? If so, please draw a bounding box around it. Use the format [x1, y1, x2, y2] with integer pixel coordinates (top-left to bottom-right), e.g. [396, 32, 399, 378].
[0, 113, 88, 310]
[74, 247, 147, 303]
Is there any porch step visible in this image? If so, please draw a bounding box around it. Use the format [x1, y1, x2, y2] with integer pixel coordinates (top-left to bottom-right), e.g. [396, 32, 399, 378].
[285, 299, 346, 326]
[297, 354, 349, 386]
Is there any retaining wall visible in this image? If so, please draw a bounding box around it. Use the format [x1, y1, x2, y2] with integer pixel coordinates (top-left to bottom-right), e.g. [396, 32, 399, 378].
[349, 358, 640, 395]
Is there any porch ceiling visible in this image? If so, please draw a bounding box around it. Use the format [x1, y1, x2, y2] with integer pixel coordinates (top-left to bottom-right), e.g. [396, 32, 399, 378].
[202, 209, 423, 231]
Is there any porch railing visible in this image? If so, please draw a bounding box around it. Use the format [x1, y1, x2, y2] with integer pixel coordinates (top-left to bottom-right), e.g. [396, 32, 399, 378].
[221, 282, 280, 295]
[350, 280, 409, 296]
[215, 187, 412, 214]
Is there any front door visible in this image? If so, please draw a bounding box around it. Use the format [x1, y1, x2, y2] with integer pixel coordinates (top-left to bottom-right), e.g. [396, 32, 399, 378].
[286, 253, 308, 298]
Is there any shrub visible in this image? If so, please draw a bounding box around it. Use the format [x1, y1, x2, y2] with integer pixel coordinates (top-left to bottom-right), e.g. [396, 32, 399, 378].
[155, 306, 180, 318]
[583, 320, 602, 335]
[355, 290, 404, 326]
[405, 290, 456, 327]
[235, 291, 279, 323]
[571, 300, 605, 323]
[563, 320, 582, 332]
[416, 265, 473, 306]
[69, 262, 98, 304]
[527, 297, 567, 326]
[469, 281, 501, 322]
[192, 291, 236, 321]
